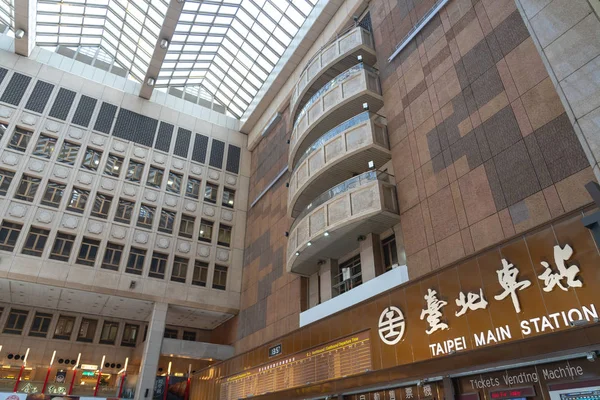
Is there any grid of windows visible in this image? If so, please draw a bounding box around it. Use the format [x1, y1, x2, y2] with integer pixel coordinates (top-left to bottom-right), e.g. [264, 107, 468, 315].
[382, 235, 398, 271]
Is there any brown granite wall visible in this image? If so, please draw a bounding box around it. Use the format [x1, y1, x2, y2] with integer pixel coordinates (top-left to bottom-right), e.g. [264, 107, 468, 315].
[234, 107, 302, 353]
[371, 0, 596, 277]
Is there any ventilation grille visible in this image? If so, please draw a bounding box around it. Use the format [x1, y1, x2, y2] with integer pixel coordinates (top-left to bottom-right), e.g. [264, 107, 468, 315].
[209, 139, 225, 169]
[71, 95, 97, 127]
[192, 134, 209, 164]
[25, 81, 54, 113]
[49, 88, 76, 120]
[94, 102, 118, 133]
[226, 145, 241, 174]
[155, 122, 174, 152]
[112, 109, 158, 147]
[0, 73, 31, 106]
[174, 128, 192, 158]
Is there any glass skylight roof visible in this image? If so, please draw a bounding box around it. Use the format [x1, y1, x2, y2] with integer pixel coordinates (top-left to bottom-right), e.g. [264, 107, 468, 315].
[28, 0, 319, 118]
[0, 0, 13, 31]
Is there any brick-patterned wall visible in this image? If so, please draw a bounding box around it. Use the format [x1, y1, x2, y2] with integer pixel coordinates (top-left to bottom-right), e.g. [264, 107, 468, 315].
[235, 108, 302, 353]
[371, 0, 595, 277]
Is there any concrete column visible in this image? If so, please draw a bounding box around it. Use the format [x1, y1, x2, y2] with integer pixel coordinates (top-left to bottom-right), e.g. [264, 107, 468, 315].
[359, 233, 385, 282]
[14, 0, 36, 57]
[308, 272, 319, 308]
[135, 302, 167, 399]
[319, 259, 336, 302]
[393, 223, 407, 266]
[443, 376, 455, 400]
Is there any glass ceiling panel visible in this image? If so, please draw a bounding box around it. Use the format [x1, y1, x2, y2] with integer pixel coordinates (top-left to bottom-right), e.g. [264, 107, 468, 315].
[0, 0, 14, 31]
[159, 0, 318, 118]
[36, 0, 168, 82]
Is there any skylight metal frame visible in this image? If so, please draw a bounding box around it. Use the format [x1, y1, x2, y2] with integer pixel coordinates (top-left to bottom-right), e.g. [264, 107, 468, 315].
[0, 0, 14, 31]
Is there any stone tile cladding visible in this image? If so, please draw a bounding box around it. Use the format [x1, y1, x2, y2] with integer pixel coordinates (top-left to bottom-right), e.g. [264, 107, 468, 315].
[371, 0, 594, 277]
[234, 108, 302, 353]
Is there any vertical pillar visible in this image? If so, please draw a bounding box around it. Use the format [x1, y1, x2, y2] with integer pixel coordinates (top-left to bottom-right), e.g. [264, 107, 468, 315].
[135, 302, 168, 399]
[308, 272, 319, 308]
[14, 0, 36, 57]
[319, 259, 335, 302]
[393, 223, 407, 266]
[359, 233, 384, 282]
[443, 377, 455, 400]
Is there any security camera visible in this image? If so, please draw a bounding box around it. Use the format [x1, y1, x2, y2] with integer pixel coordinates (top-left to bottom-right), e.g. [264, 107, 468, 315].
[587, 352, 597, 362]
[570, 319, 588, 327]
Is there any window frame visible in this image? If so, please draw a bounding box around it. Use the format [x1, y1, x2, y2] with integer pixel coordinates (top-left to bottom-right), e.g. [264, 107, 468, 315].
[0, 221, 22, 252]
[4, 309, 29, 334]
[166, 171, 183, 194]
[222, 187, 235, 208]
[91, 193, 113, 219]
[186, 177, 201, 199]
[33, 134, 57, 159]
[149, 252, 168, 279]
[179, 214, 195, 238]
[104, 154, 124, 178]
[22, 226, 50, 257]
[126, 247, 146, 275]
[76, 317, 98, 343]
[115, 198, 135, 224]
[102, 242, 124, 271]
[8, 127, 33, 152]
[57, 141, 81, 165]
[41, 181, 66, 208]
[217, 224, 232, 247]
[53, 315, 76, 340]
[67, 187, 90, 214]
[204, 182, 219, 204]
[198, 219, 214, 243]
[76, 237, 100, 266]
[382, 235, 398, 272]
[146, 166, 164, 188]
[15, 174, 41, 202]
[29, 312, 53, 338]
[192, 260, 209, 287]
[121, 323, 139, 347]
[99, 320, 120, 345]
[212, 264, 228, 290]
[158, 209, 176, 234]
[137, 204, 156, 229]
[50, 232, 76, 262]
[125, 160, 145, 182]
[0, 168, 15, 196]
[171, 256, 189, 283]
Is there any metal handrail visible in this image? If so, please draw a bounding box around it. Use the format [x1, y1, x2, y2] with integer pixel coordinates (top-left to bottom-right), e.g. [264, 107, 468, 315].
[289, 170, 394, 233]
[292, 62, 379, 131]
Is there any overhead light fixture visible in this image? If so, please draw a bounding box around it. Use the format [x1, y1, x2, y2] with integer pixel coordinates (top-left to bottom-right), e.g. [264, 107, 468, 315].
[147, 78, 155, 86]
[362, 103, 369, 110]
[307, 242, 312, 246]
[15, 29, 25, 39]
[160, 39, 169, 49]
[368, 160, 374, 168]
[357, 55, 363, 62]
[324, 232, 329, 237]
[295, 252, 300, 256]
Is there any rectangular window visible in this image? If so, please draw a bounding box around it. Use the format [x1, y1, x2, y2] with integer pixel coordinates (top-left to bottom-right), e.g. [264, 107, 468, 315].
[57, 141, 80, 165]
[8, 127, 33, 152]
[50, 232, 75, 262]
[198, 219, 213, 243]
[81, 147, 102, 171]
[166, 171, 182, 194]
[115, 199, 135, 224]
[183, 331, 196, 341]
[146, 166, 164, 188]
[0, 169, 15, 196]
[53, 315, 76, 340]
[333, 255, 362, 296]
[22, 227, 50, 257]
[77, 318, 97, 342]
[126, 160, 144, 182]
[121, 324, 139, 347]
[163, 328, 178, 339]
[67, 187, 90, 213]
[15, 174, 41, 202]
[158, 209, 175, 234]
[104, 154, 123, 177]
[102, 242, 123, 271]
[42, 181, 66, 208]
[126, 247, 145, 275]
[29, 312, 53, 338]
[33, 135, 57, 159]
[204, 182, 218, 204]
[171, 257, 188, 283]
[0, 122, 6, 138]
[218, 224, 232, 247]
[91, 193, 112, 219]
[149, 252, 167, 279]
[0, 221, 22, 251]
[76, 237, 100, 266]
[179, 215, 195, 238]
[212, 265, 228, 290]
[382, 235, 398, 271]
[186, 177, 201, 199]
[222, 188, 235, 208]
[137, 204, 155, 229]
[99, 321, 119, 345]
[192, 260, 208, 287]
[3, 309, 29, 334]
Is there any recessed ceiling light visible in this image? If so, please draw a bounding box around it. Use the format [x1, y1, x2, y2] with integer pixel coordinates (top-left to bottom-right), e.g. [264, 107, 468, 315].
[324, 232, 329, 237]
[307, 242, 312, 246]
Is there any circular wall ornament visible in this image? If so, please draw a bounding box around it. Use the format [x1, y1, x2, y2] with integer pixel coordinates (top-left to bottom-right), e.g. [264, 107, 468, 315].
[112, 142, 126, 152]
[222, 210, 233, 221]
[100, 178, 116, 191]
[191, 166, 202, 176]
[203, 206, 215, 217]
[78, 173, 93, 185]
[178, 241, 191, 253]
[88, 222, 103, 234]
[133, 147, 147, 158]
[91, 135, 106, 146]
[165, 196, 177, 207]
[198, 246, 210, 257]
[62, 216, 79, 229]
[45, 121, 60, 132]
[156, 238, 170, 249]
[21, 114, 36, 126]
[28, 160, 45, 172]
[217, 249, 229, 262]
[135, 232, 149, 244]
[172, 159, 184, 170]
[2, 153, 19, 166]
[9, 204, 27, 218]
[378, 306, 406, 345]
[185, 202, 197, 212]
[145, 191, 158, 202]
[37, 211, 54, 223]
[226, 175, 237, 185]
[208, 170, 219, 180]
[53, 166, 69, 179]
[0, 106, 12, 118]
[68, 127, 84, 139]
[123, 185, 137, 197]
[153, 153, 166, 164]
[112, 227, 126, 239]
